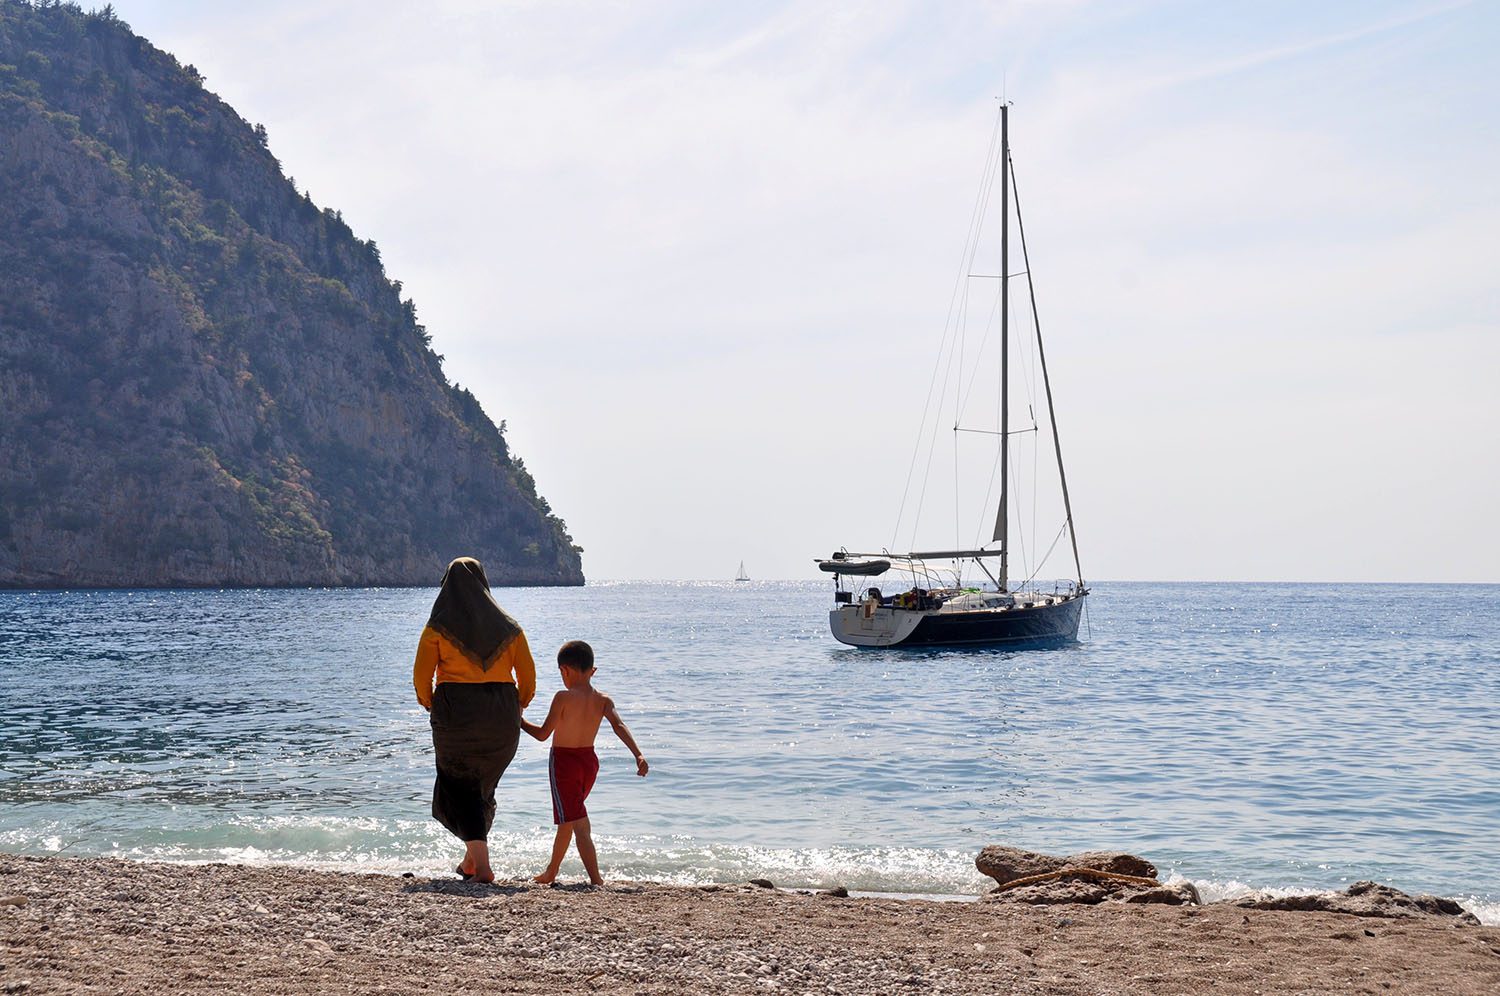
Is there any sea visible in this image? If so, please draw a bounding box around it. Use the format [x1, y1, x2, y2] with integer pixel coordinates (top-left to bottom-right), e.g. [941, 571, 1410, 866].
[0, 581, 1495, 923]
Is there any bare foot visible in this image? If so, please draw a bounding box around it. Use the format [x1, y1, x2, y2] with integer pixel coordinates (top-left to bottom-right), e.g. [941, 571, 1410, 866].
[589, 877, 605, 887]
[533, 870, 557, 884]
[472, 868, 495, 884]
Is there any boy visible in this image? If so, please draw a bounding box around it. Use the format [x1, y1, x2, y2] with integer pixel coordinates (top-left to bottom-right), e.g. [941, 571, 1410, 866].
[520, 640, 648, 885]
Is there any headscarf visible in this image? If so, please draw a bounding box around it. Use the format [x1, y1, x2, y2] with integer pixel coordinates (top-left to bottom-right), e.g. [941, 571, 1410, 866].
[426, 557, 522, 671]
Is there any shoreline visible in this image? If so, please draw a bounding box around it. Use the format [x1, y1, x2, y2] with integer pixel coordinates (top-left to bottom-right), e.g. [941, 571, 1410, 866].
[2, 854, 1496, 994]
[6, 843, 1495, 925]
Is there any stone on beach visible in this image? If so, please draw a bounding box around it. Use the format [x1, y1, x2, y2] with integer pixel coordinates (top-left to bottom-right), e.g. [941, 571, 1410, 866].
[985, 874, 1200, 908]
[978, 846, 1476, 925]
[975, 845, 1158, 887]
[975, 845, 1185, 906]
[1231, 880, 1481, 925]
[1124, 882, 1203, 906]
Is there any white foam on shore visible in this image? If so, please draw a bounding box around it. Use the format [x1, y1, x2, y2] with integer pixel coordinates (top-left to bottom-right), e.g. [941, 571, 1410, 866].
[1, 815, 992, 894]
[1458, 898, 1500, 926]
[4, 817, 1495, 924]
[1169, 872, 1322, 905]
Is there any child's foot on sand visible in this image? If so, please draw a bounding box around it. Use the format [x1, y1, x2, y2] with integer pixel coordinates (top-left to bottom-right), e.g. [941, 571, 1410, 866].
[533, 870, 557, 885]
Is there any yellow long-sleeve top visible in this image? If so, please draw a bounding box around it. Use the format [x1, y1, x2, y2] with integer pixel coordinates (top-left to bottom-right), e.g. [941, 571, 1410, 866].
[413, 626, 536, 711]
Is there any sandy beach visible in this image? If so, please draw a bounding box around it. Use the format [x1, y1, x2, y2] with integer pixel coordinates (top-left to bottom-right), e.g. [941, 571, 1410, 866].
[1, 855, 1495, 995]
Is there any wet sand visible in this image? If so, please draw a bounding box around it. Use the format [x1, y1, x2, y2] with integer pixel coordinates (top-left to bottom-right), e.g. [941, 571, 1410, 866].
[1, 855, 1496, 994]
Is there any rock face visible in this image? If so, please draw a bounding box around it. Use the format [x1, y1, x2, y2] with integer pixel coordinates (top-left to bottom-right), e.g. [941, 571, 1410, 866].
[0, 2, 583, 587]
[975, 845, 1197, 907]
[1231, 881, 1480, 925]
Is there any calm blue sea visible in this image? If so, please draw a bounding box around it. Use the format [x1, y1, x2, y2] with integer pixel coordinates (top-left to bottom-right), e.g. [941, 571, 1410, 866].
[0, 581, 1495, 922]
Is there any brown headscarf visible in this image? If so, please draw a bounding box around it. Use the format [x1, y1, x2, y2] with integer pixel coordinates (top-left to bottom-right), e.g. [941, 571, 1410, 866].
[426, 557, 522, 671]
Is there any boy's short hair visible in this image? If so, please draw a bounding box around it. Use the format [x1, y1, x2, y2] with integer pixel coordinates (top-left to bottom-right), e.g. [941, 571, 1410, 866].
[557, 640, 594, 672]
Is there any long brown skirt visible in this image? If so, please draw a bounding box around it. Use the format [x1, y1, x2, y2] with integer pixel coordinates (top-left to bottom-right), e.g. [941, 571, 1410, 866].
[429, 682, 520, 841]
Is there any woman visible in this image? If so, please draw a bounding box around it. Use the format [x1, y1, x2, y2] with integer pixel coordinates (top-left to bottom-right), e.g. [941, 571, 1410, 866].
[413, 557, 536, 882]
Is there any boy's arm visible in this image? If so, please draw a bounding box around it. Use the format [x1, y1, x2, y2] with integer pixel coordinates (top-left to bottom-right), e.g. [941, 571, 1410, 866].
[602, 697, 648, 776]
[520, 692, 562, 741]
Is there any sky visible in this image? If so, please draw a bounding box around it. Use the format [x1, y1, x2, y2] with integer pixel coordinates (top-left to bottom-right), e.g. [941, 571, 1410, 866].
[108, 0, 1498, 582]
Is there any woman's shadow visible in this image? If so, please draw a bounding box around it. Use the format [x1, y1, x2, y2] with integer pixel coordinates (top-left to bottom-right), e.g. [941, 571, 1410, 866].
[399, 876, 531, 898]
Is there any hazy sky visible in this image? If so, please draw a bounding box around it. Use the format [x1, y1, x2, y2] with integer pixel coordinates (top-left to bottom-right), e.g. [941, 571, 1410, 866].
[110, 0, 1497, 582]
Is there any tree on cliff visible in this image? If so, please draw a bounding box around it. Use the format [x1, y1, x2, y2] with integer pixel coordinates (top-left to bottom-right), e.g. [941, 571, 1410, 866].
[0, 0, 584, 587]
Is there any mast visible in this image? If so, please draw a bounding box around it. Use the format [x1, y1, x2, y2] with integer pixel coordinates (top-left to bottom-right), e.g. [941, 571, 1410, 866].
[991, 103, 1010, 590]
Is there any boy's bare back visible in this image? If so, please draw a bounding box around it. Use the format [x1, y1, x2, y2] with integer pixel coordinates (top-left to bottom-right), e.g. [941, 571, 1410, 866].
[548, 685, 611, 749]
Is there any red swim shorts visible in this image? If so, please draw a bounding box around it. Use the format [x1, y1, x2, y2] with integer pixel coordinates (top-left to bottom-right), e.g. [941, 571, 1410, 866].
[549, 746, 600, 825]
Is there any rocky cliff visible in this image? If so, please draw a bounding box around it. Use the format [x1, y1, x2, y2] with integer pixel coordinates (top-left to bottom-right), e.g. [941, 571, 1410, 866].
[0, 1, 583, 587]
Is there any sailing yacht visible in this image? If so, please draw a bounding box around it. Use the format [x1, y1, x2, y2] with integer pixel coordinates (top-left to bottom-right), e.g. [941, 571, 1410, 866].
[735, 561, 750, 582]
[817, 105, 1088, 648]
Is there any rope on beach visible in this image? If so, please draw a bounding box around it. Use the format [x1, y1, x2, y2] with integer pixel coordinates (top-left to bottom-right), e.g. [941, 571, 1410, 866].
[991, 867, 1161, 894]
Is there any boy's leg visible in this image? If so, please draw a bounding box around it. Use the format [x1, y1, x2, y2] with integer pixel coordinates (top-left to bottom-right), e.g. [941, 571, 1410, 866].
[572, 817, 602, 885]
[534, 823, 573, 884]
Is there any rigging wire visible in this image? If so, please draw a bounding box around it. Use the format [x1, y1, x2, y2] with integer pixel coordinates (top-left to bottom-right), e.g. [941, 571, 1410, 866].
[889, 107, 1004, 553]
[950, 122, 1004, 556]
[957, 285, 1003, 422]
[911, 294, 966, 554]
[907, 112, 1002, 555]
[1010, 151, 1085, 587]
[1020, 520, 1070, 590]
[1007, 414, 1032, 583]
[907, 262, 971, 557]
[969, 432, 1003, 555]
[1030, 379, 1039, 587]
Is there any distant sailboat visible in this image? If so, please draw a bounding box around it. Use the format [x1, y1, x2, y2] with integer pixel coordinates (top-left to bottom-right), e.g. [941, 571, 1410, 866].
[735, 561, 750, 582]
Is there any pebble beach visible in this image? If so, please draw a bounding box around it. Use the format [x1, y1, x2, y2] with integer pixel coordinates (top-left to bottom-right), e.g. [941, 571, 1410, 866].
[1, 855, 1496, 995]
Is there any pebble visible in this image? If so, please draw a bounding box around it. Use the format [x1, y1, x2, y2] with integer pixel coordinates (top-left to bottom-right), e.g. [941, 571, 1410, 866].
[0, 898, 26, 909]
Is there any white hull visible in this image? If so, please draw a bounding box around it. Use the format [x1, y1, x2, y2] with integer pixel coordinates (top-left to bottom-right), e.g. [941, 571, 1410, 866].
[828, 604, 930, 647]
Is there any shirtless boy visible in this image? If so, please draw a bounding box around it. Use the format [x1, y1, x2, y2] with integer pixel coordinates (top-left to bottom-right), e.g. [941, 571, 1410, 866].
[520, 640, 648, 885]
